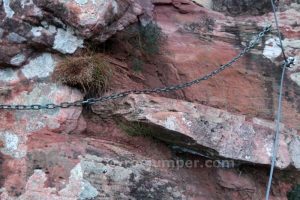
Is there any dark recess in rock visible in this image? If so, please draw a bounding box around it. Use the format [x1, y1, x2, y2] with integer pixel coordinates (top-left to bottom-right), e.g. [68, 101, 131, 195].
[0, 153, 4, 188]
[212, 0, 273, 16]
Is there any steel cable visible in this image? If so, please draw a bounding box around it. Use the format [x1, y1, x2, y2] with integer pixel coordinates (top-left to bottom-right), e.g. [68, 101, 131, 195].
[265, 1, 291, 199]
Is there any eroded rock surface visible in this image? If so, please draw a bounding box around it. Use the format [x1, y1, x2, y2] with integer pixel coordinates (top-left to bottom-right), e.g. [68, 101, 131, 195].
[93, 94, 300, 169]
[212, 0, 272, 16]
[0, 131, 189, 200]
[0, 0, 142, 66]
[152, 0, 300, 131]
[0, 0, 300, 199]
[0, 83, 83, 158]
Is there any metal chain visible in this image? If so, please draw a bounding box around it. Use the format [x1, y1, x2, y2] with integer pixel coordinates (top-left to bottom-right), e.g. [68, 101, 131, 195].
[0, 25, 271, 110]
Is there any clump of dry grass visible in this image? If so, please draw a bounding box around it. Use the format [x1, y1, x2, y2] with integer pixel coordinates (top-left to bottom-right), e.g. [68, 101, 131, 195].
[0, 86, 11, 97]
[53, 53, 113, 97]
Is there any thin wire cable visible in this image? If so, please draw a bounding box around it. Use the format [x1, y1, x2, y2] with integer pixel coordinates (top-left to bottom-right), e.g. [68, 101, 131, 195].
[266, 0, 288, 199]
[270, 0, 287, 62]
[265, 63, 286, 200]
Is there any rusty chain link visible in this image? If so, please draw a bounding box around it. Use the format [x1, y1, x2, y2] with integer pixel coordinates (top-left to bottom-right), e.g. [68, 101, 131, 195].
[0, 25, 272, 110]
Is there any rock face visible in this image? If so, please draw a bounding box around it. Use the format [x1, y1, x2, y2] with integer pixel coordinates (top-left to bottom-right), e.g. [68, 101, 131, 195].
[0, 0, 142, 66]
[0, 82, 84, 157]
[1, 0, 300, 199]
[212, 0, 272, 16]
[0, 131, 188, 200]
[154, 0, 203, 13]
[152, 0, 300, 131]
[93, 94, 300, 169]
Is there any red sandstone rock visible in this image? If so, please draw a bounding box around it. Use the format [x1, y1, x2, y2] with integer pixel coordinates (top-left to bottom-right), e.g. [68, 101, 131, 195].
[153, 2, 300, 131]
[0, 0, 300, 199]
[217, 169, 255, 191]
[0, 0, 142, 66]
[92, 94, 300, 169]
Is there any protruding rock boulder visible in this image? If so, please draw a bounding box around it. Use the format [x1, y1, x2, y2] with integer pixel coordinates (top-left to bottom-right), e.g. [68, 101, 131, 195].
[93, 94, 300, 169]
[0, 0, 142, 66]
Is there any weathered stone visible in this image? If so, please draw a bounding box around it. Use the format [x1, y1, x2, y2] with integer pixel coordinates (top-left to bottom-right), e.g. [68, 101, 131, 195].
[52, 28, 84, 54]
[136, 0, 154, 26]
[217, 169, 256, 191]
[93, 94, 299, 169]
[212, 0, 272, 16]
[0, 132, 187, 200]
[0, 131, 25, 158]
[291, 72, 300, 87]
[154, 2, 300, 131]
[153, 0, 203, 13]
[0, 1, 300, 199]
[0, 68, 18, 83]
[0, 0, 142, 66]
[0, 166, 99, 200]
[0, 82, 84, 162]
[193, 0, 213, 8]
[21, 53, 57, 79]
[263, 37, 282, 61]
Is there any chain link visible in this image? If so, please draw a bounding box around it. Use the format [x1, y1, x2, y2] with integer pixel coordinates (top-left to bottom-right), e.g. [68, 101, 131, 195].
[0, 25, 271, 110]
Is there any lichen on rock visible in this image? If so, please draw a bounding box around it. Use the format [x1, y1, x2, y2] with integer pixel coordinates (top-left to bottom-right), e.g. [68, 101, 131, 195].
[0, 0, 300, 199]
[53, 28, 84, 54]
[0, 131, 26, 158]
[21, 53, 57, 79]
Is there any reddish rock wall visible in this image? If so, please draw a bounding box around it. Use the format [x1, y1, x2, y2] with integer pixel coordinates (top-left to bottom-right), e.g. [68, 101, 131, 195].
[0, 0, 299, 199]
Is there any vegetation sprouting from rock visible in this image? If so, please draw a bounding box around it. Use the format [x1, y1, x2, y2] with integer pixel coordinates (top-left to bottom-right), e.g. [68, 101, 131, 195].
[118, 22, 164, 72]
[53, 53, 113, 97]
[288, 184, 300, 200]
[131, 58, 144, 72]
[137, 22, 164, 56]
[182, 15, 215, 41]
[118, 121, 154, 137]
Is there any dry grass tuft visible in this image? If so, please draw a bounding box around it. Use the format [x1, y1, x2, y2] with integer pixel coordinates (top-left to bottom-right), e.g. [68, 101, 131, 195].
[0, 86, 11, 97]
[53, 53, 113, 97]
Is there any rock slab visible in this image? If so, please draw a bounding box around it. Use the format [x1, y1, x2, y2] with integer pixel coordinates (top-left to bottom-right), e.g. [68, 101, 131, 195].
[93, 94, 300, 169]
